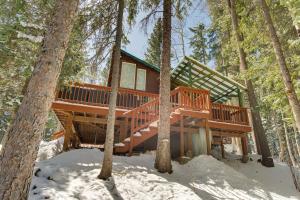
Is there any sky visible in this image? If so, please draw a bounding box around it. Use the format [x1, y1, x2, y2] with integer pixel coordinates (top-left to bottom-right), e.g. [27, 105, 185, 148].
[123, 1, 212, 68]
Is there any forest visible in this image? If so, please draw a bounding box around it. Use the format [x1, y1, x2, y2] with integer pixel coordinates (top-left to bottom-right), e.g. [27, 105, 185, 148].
[1, 0, 300, 199]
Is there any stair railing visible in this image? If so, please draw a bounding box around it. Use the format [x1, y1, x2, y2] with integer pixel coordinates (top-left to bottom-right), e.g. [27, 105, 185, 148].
[123, 86, 211, 154]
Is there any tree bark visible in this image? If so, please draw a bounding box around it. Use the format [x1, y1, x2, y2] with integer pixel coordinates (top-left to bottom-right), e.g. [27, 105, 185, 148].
[274, 113, 288, 162]
[98, 0, 124, 180]
[228, 0, 274, 167]
[257, 0, 300, 140]
[155, 0, 172, 173]
[282, 113, 297, 167]
[292, 123, 300, 158]
[0, 0, 79, 199]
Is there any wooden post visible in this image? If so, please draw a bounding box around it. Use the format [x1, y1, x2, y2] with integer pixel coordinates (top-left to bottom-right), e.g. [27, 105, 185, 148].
[119, 119, 127, 142]
[63, 115, 73, 151]
[71, 124, 80, 148]
[241, 136, 249, 163]
[187, 130, 193, 158]
[129, 114, 134, 156]
[205, 119, 211, 155]
[180, 115, 184, 157]
[221, 136, 225, 159]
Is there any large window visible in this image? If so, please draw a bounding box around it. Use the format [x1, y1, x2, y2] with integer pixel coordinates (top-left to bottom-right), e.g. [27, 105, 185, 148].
[136, 68, 146, 91]
[120, 62, 136, 89]
[120, 62, 147, 91]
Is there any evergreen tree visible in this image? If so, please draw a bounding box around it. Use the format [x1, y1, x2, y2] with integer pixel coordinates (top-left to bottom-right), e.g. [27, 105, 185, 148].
[189, 23, 209, 64]
[155, 0, 172, 174]
[98, 0, 125, 180]
[145, 18, 162, 67]
[0, 0, 79, 198]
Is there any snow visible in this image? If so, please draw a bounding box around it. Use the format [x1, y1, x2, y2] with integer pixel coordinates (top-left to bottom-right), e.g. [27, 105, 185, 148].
[133, 132, 142, 137]
[114, 143, 125, 147]
[29, 140, 300, 200]
[36, 137, 64, 161]
[17, 31, 43, 43]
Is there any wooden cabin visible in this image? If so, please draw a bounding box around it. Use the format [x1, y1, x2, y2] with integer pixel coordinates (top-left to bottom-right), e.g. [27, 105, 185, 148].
[52, 50, 251, 161]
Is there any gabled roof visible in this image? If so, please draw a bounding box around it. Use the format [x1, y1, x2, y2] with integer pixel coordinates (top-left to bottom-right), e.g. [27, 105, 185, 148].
[121, 49, 160, 72]
[171, 56, 247, 103]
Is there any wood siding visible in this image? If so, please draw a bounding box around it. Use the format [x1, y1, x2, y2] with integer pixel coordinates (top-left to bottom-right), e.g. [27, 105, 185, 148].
[108, 51, 160, 94]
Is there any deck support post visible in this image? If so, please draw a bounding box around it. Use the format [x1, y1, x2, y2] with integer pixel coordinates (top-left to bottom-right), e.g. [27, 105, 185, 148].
[120, 119, 127, 142]
[241, 136, 249, 163]
[71, 124, 80, 148]
[186, 130, 193, 158]
[205, 119, 211, 155]
[220, 136, 225, 159]
[63, 114, 73, 151]
[180, 115, 184, 157]
[129, 115, 134, 156]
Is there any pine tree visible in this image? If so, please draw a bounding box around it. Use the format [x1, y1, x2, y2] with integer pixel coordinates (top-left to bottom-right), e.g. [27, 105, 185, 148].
[227, 0, 274, 167]
[155, 0, 172, 174]
[0, 0, 79, 198]
[145, 18, 163, 67]
[189, 23, 209, 64]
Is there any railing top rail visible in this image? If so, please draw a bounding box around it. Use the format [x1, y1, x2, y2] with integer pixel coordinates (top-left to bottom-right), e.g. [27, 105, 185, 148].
[175, 86, 210, 94]
[67, 82, 159, 97]
[212, 102, 248, 110]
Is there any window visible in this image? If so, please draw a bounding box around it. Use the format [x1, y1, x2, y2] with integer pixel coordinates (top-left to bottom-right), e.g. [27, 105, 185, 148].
[136, 68, 146, 91]
[120, 62, 136, 89]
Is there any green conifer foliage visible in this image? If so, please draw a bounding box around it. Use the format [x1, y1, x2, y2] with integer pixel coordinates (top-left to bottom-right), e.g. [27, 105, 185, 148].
[189, 23, 209, 64]
[145, 18, 162, 67]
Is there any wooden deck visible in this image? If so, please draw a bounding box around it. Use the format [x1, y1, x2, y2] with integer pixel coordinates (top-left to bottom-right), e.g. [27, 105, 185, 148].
[52, 83, 252, 156]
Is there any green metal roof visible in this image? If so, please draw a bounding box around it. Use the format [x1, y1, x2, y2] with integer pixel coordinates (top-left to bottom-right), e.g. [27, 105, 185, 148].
[171, 56, 247, 103]
[121, 49, 160, 72]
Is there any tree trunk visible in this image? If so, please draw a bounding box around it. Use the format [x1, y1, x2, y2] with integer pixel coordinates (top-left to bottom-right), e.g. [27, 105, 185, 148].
[282, 113, 297, 167]
[295, 24, 300, 38]
[258, 0, 300, 138]
[98, 0, 124, 180]
[274, 113, 288, 162]
[292, 123, 300, 158]
[0, 0, 79, 199]
[228, 0, 274, 167]
[155, 0, 172, 173]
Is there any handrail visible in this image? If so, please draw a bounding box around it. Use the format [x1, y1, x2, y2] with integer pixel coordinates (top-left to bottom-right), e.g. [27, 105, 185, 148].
[125, 86, 211, 149]
[211, 103, 249, 125]
[56, 83, 158, 109]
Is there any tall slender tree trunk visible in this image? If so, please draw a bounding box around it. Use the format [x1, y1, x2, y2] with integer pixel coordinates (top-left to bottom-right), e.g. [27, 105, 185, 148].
[258, 0, 300, 137]
[0, 0, 79, 199]
[98, 0, 124, 180]
[292, 123, 300, 158]
[228, 0, 274, 167]
[274, 112, 288, 162]
[282, 113, 297, 167]
[155, 0, 172, 173]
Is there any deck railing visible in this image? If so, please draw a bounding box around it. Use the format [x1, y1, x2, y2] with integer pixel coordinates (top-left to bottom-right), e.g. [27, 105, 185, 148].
[124, 86, 211, 135]
[56, 83, 158, 109]
[211, 103, 249, 125]
[55, 83, 249, 126]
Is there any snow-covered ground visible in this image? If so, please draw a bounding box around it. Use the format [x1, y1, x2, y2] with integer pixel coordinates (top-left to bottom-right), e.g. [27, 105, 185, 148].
[29, 139, 300, 200]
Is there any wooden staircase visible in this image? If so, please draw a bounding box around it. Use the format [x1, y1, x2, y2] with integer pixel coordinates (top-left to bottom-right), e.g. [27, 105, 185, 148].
[114, 87, 211, 154]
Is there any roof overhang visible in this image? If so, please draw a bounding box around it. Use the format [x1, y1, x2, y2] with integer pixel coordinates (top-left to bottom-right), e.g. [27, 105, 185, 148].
[171, 56, 247, 103]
